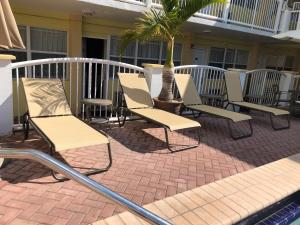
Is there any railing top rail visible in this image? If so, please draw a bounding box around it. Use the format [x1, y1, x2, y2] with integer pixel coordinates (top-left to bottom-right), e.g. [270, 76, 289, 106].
[174, 65, 227, 72]
[245, 69, 285, 75]
[0, 148, 171, 225]
[11, 57, 144, 72]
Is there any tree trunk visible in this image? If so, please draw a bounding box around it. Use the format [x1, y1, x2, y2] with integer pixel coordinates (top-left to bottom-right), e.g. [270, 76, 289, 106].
[158, 38, 174, 101]
[158, 66, 174, 101]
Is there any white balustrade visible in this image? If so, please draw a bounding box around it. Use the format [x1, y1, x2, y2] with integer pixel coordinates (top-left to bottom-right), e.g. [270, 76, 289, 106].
[174, 65, 227, 106]
[244, 69, 284, 105]
[129, 0, 284, 32]
[11, 58, 144, 127]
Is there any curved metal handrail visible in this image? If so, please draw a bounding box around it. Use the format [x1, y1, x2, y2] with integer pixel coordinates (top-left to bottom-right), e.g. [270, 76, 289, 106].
[0, 149, 171, 225]
[11, 57, 144, 72]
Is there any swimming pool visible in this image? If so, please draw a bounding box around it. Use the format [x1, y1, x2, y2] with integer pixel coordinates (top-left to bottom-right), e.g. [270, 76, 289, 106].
[237, 191, 300, 225]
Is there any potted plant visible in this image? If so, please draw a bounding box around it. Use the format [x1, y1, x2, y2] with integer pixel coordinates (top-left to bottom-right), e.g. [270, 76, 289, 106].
[120, 0, 225, 113]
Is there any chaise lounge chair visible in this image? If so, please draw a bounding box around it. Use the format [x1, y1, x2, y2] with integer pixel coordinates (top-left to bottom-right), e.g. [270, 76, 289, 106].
[174, 74, 253, 140]
[22, 78, 112, 181]
[117, 73, 201, 152]
[224, 71, 290, 130]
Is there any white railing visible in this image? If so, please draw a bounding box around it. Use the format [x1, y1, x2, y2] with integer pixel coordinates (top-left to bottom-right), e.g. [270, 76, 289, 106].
[293, 2, 300, 10]
[128, 0, 284, 32]
[291, 75, 300, 90]
[289, 10, 300, 30]
[11, 58, 144, 126]
[243, 69, 284, 105]
[174, 65, 227, 106]
[228, 0, 282, 31]
[119, 0, 146, 6]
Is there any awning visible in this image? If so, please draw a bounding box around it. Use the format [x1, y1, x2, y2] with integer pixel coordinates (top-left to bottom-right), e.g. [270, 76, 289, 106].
[0, 0, 25, 49]
[273, 30, 300, 43]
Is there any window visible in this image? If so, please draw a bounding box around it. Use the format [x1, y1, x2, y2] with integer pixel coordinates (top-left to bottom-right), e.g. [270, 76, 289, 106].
[265, 55, 295, 71]
[109, 36, 182, 67]
[0, 26, 67, 63]
[209, 47, 249, 69]
[284, 56, 295, 71]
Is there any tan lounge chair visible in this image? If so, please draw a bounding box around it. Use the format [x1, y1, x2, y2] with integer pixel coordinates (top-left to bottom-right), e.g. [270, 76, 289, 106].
[224, 71, 290, 130]
[174, 74, 253, 140]
[117, 73, 201, 152]
[22, 78, 112, 181]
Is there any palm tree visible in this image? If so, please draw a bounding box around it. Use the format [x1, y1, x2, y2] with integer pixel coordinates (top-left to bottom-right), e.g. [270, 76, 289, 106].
[120, 0, 226, 102]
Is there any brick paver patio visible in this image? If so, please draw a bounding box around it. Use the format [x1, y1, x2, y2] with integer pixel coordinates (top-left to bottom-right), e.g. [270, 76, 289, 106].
[0, 112, 299, 225]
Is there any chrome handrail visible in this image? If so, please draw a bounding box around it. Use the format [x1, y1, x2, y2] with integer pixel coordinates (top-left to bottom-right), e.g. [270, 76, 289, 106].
[0, 149, 172, 225]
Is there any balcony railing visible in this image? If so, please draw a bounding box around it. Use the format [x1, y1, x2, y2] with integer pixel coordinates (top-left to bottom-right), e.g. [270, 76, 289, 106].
[243, 69, 284, 105]
[11, 58, 144, 127]
[289, 10, 300, 30]
[117, 0, 284, 33]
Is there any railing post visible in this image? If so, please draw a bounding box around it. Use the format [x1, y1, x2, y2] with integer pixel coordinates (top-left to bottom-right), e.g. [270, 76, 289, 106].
[251, 0, 259, 29]
[146, 0, 152, 8]
[296, 12, 300, 30]
[274, 0, 284, 33]
[222, 0, 231, 23]
[279, 71, 299, 106]
[0, 55, 15, 136]
[143, 64, 163, 98]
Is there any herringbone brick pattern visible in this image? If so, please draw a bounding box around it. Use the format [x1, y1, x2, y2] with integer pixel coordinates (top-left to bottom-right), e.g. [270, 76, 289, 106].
[0, 112, 299, 225]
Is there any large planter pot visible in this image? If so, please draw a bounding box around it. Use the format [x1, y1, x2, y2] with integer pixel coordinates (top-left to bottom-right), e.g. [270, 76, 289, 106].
[153, 97, 183, 114]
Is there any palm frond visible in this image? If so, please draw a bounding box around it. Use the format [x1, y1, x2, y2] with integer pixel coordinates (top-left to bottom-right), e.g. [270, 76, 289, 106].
[161, 0, 179, 13]
[179, 0, 226, 23]
[119, 9, 170, 56]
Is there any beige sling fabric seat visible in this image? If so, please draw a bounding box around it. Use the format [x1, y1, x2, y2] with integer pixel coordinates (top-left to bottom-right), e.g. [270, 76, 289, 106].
[117, 73, 201, 152]
[224, 71, 290, 130]
[22, 78, 112, 181]
[174, 74, 253, 140]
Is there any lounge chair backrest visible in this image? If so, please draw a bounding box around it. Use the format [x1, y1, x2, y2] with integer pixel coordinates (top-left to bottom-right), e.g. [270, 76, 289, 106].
[118, 73, 153, 109]
[174, 74, 202, 105]
[224, 71, 244, 102]
[22, 78, 72, 118]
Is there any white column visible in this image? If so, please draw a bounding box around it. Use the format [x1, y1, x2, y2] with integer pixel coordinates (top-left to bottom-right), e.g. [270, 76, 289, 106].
[0, 55, 15, 136]
[146, 0, 152, 7]
[279, 71, 299, 106]
[143, 64, 163, 98]
[279, 10, 291, 32]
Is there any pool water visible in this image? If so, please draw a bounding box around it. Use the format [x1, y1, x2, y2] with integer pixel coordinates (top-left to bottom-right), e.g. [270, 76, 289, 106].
[237, 191, 300, 225]
[256, 201, 300, 225]
[290, 217, 300, 225]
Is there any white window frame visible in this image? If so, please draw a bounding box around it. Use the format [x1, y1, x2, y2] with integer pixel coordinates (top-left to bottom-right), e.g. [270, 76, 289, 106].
[209, 47, 249, 69]
[109, 36, 183, 66]
[5, 25, 67, 61]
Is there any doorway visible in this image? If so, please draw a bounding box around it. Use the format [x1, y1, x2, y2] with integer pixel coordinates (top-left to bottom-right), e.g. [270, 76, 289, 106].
[82, 37, 106, 99]
[82, 37, 105, 59]
[192, 48, 207, 65]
